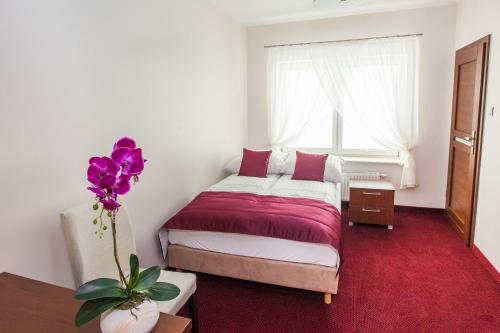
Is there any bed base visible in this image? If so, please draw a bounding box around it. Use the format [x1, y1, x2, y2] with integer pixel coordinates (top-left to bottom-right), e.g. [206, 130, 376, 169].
[167, 245, 338, 304]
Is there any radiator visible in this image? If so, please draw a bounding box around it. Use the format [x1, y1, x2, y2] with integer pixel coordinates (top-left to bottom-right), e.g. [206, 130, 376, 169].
[341, 172, 386, 201]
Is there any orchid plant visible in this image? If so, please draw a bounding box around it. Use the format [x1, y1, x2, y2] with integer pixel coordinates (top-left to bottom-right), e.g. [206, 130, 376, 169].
[74, 137, 180, 327]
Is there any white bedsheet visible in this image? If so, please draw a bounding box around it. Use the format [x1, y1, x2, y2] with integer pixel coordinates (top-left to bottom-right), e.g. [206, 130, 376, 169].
[208, 174, 279, 194]
[161, 174, 341, 268]
[267, 175, 340, 207]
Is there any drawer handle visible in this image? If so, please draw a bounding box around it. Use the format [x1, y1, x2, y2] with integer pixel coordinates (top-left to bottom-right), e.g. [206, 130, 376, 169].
[362, 208, 381, 213]
[362, 192, 381, 196]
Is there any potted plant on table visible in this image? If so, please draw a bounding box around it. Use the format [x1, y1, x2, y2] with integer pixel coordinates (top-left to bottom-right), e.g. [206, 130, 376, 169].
[74, 137, 180, 333]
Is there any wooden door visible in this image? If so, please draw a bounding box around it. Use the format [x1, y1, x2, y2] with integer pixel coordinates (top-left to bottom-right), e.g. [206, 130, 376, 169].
[446, 36, 490, 247]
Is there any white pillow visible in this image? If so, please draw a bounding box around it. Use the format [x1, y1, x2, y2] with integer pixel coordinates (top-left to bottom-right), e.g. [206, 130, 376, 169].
[283, 151, 344, 183]
[224, 149, 288, 175]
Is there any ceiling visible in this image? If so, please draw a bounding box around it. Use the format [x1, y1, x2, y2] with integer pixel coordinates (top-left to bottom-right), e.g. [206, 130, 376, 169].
[206, 0, 457, 26]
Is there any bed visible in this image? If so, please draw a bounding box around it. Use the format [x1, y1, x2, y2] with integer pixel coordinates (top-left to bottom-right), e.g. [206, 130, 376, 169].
[159, 173, 342, 304]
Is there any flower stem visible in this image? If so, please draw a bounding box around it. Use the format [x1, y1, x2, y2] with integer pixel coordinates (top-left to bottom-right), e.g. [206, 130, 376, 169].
[111, 212, 128, 289]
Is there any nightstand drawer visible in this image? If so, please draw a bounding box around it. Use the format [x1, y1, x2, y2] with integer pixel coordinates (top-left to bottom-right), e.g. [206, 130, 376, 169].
[350, 188, 394, 208]
[349, 205, 394, 226]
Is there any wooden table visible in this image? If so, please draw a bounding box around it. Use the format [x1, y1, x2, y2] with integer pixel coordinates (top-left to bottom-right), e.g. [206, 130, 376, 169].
[0, 272, 192, 333]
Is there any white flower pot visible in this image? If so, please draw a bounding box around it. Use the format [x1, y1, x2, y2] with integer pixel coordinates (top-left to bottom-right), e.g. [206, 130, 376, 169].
[100, 301, 160, 333]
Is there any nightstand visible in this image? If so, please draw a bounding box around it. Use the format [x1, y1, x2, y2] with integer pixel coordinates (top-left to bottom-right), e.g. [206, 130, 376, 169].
[348, 180, 395, 230]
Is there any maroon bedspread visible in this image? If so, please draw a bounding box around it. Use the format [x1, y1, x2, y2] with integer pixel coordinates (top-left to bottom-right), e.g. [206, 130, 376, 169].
[163, 191, 342, 253]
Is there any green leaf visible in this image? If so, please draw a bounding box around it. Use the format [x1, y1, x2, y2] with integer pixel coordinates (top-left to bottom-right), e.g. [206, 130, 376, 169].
[134, 266, 161, 291]
[74, 278, 127, 300]
[145, 282, 180, 301]
[75, 298, 125, 326]
[128, 254, 140, 289]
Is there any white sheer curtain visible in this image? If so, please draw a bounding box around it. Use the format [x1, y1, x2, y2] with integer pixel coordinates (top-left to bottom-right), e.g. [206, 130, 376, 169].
[267, 47, 333, 148]
[267, 36, 419, 188]
[309, 36, 419, 188]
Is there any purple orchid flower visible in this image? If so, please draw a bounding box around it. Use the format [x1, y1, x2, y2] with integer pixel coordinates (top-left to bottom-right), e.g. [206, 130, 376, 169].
[111, 148, 145, 177]
[114, 175, 131, 195]
[100, 199, 121, 211]
[87, 186, 106, 198]
[87, 137, 145, 212]
[87, 156, 119, 189]
[113, 137, 136, 150]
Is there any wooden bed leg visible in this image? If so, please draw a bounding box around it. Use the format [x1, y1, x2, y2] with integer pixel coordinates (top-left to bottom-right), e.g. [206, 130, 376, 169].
[324, 293, 332, 305]
[176, 268, 183, 272]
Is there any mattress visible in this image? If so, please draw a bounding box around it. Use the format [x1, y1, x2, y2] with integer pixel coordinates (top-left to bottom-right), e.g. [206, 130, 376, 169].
[168, 230, 339, 267]
[162, 174, 341, 268]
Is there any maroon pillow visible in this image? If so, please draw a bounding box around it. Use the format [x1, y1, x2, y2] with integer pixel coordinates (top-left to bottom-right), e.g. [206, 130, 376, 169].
[238, 148, 272, 178]
[292, 151, 328, 182]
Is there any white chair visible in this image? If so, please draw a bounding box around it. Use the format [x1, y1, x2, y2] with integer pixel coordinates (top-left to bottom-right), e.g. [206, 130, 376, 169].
[61, 202, 198, 331]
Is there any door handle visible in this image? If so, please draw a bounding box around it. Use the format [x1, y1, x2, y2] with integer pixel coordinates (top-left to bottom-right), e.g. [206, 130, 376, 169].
[455, 130, 477, 154]
[362, 192, 381, 196]
[465, 130, 476, 142]
[362, 208, 381, 213]
[455, 137, 473, 146]
[468, 130, 476, 155]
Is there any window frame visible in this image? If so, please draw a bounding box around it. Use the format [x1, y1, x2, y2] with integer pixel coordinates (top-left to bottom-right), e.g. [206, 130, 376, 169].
[283, 112, 399, 159]
[272, 53, 405, 158]
[335, 114, 399, 158]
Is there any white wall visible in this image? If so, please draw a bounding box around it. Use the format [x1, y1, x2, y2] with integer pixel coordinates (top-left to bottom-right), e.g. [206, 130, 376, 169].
[0, 0, 247, 287]
[247, 6, 457, 208]
[455, 0, 500, 271]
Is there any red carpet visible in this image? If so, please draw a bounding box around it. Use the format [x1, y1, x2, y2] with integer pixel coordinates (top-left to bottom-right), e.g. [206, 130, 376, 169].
[178, 209, 500, 332]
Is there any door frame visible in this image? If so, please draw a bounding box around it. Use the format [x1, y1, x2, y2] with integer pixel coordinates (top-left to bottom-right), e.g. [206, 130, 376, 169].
[445, 35, 490, 248]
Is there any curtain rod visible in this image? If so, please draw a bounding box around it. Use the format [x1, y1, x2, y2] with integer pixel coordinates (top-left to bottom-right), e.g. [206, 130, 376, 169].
[264, 33, 423, 49]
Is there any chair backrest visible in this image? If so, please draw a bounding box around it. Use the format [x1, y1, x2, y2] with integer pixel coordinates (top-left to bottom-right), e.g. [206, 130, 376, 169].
[61, 201, 137, 287]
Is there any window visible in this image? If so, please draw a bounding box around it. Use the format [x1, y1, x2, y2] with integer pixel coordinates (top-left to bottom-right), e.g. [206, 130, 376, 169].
[276, 59, 396, 157]
[267, 36, 419, 186]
